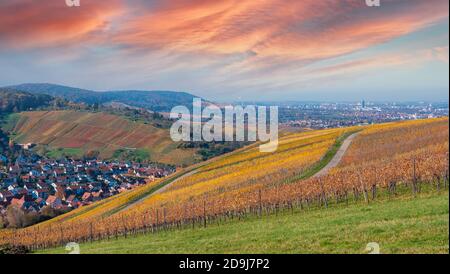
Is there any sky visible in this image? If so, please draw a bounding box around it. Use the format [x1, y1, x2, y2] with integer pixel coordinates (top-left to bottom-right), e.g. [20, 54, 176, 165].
[0, 0, 448, 102]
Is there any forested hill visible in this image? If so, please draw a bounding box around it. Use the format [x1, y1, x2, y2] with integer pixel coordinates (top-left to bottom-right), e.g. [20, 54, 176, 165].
[5, 83, 200, 112]
[0, 88, 53, 112]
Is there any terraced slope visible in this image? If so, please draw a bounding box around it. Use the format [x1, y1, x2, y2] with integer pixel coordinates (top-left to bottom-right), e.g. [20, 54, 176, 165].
[9, 110, 199, 165]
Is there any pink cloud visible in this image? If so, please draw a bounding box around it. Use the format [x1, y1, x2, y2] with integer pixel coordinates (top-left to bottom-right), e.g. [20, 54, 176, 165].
[114, 0, 448, 60]
[2, 0, 447, 60]
[0, 0, 124, 49]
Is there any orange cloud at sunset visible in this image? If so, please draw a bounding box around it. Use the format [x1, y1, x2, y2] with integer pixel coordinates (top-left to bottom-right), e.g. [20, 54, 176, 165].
[114, 0, 448, 60]
[0, 0, 123, 48]
[2, 0, 447, 59]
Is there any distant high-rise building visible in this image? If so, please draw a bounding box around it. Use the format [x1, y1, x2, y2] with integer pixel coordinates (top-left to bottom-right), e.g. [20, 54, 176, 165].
[361, 100, 366, 109]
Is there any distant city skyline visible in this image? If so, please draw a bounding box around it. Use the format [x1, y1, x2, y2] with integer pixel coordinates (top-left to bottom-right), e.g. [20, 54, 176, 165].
[0, 0, 448, 102]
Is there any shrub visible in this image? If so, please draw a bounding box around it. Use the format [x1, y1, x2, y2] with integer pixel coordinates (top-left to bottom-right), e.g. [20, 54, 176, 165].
[0, 244, 30, 254]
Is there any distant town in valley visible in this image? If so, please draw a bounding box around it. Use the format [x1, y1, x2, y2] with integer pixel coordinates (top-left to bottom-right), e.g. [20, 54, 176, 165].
[0, 126, 175, 228]
[273, 101, 449, 129]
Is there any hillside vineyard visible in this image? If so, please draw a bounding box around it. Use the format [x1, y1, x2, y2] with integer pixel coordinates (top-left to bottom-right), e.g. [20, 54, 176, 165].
[10, 110, 197, 166]
[0, 118, 448, 249]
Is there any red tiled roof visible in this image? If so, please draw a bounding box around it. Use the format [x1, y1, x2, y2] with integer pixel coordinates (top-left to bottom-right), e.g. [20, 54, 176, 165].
[11, 197, 25, 207]
[81, 192, 92, 200]
[46, 195, 58, 204]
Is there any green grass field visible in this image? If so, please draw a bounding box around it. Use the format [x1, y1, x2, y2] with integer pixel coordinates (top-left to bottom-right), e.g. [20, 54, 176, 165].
[45, 147, 84, 159]
[0, 112, 20, 132]
[39, 190, 449, 254]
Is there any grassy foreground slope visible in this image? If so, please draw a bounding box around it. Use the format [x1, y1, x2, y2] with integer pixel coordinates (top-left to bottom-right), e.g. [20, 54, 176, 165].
[8, 110, 198, 165]
[40, 190, 448, 254]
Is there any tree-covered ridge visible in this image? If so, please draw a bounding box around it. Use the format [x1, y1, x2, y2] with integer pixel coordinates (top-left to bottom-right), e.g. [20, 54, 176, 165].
[0, 89, 53, 113]
[5, 83, 201, 113]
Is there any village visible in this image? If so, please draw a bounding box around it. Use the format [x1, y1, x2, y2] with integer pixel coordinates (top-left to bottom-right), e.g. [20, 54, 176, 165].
[0, 145, 175, 223]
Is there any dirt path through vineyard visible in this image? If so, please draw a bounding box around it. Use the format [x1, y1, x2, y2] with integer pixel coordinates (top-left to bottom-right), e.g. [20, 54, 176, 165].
[312, 132, 359, 178]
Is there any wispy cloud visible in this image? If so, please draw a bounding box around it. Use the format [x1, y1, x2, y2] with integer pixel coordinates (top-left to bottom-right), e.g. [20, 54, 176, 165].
[0, 0, 124, 49]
